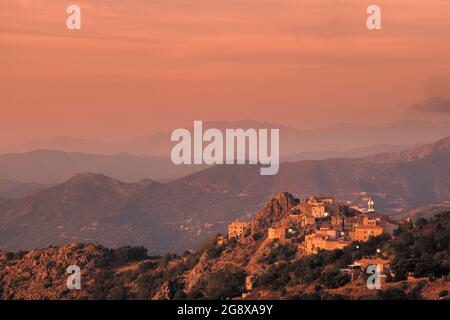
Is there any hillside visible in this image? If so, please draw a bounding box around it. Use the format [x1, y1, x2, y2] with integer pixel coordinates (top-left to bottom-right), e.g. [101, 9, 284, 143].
[0, 193, 448, 300]
[0, 137, 449, 253]
[393, 202, 450, 221]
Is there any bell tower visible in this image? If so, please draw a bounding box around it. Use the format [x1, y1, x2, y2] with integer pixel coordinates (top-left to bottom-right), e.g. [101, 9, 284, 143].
[368, 197, 375, 213]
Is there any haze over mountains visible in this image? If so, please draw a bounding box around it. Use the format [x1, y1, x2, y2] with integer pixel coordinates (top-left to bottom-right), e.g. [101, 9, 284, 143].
[0, 136, 449, 253]
[0, 180, 44, 199]
[0, 150, 206, 185]
[0, 119, 447, 191]
[0, 145, 411, 188]
[1, 119, 449, 157]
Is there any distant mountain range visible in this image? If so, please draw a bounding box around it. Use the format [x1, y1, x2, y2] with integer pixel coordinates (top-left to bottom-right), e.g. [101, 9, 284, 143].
[0, 150, 206, 185]
[1, 119, 449, 186]
[0, 136, 449, 253]
[1, 119, 450, 157]
[282, 144, 410, 162]
[0, 145, 414, 187]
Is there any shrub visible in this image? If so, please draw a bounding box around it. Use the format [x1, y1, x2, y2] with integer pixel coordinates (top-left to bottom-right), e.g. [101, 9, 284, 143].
[252, 231, 264, 241]
[261, 244, 297, 264]
[138, 260, 158, 272]
[114, 246, 148, 264]
[318, 270, 350, 289]
[376, 288, 408, 300]
[159, 253, 176, 268]
[202, 268, 245, 300]
[439, 290, 448, 298]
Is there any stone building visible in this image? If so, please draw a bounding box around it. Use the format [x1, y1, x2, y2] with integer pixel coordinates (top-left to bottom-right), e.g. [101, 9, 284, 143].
[228, 220, 249, 239]
[304, 234, 349, 254]
[268, 226, 289, 240]
[351, 225, 384, 241]
[315, 226, 339, 240]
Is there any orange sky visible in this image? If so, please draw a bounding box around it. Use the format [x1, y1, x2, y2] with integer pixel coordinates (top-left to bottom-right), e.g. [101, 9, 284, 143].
[1, 0, 450, 144]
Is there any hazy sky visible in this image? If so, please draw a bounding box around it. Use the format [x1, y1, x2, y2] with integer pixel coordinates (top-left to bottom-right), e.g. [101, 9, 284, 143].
[1, 0, 450, 144]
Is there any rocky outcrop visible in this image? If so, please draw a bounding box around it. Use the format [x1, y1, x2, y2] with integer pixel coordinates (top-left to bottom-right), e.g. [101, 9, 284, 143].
[251, 192, 299, 234]
[0, 243, 112, 300]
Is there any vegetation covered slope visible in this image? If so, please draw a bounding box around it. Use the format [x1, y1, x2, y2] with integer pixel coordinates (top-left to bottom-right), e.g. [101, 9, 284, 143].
[0, 193, 449, 300]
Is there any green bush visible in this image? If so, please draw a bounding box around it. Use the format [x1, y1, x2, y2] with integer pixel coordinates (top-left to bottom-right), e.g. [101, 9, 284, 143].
[439, 290, 448, 298]
[377, 288, 408, 300]
[193, 268, 245, 300]
[261, 244, 297, 264]
[138, 260, 158, 272]
[318, 270, 350, 289]
[114, 246, 148, 264]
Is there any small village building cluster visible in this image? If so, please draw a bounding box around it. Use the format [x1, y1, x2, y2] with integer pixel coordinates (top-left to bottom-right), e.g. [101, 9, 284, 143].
[226, 195, 400, 295]
[226, 195, 401, 295]
[227, 196, 398, 254]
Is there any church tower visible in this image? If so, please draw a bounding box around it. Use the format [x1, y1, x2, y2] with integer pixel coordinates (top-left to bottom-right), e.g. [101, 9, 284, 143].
[368, 197, 375, 213]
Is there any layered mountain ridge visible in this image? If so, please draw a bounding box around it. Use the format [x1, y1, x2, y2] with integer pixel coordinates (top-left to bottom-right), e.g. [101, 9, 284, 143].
[0, 137, 449, 253]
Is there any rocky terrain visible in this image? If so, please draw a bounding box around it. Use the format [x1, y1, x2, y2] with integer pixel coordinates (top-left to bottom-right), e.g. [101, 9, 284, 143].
[0, 137, 450, 253]
[1, 193, 449, 300]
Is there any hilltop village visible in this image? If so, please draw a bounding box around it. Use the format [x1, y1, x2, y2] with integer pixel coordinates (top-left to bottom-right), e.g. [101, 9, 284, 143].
[228, 196, 398, 254]
[225, 195, 401, 293]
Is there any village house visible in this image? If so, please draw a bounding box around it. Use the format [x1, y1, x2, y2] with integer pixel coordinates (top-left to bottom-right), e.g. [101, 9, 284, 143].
[350, 225, 384, 241]
[310, 204, 327, 218]
[305, 196, 340, 218]
[348, 211, 398, 241]
[268, 226, 290, 241]
[354, 258, 392, 273]
[228, 220, 249, 239]
[317, 196, 335, 205]
[363, 215, 380, 226]
[331, 214, 344, 229]
[315, 225, 339, 240]
[340, 257, 392, 283]
[304, 233, 349, 254]
[340, 258, 391, 283]
[364, 213, 399, 235]
[306, 196, 335, 205]
[343, 215, 364, 232]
